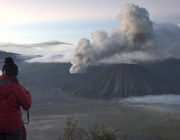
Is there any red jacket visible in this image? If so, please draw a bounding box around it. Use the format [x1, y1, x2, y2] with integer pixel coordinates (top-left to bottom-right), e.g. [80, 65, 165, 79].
[0, 75, 31, 132]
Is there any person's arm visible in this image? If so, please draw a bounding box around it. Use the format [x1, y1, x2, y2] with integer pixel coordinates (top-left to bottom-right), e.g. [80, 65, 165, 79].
[12, 84, 32, 110]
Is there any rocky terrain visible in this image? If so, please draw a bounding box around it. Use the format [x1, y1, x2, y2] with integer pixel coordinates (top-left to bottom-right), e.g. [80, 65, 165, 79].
[65, 63, 180, 99]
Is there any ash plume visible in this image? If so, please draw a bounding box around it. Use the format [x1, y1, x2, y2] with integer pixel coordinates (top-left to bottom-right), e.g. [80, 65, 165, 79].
[70, 4, 180, 73]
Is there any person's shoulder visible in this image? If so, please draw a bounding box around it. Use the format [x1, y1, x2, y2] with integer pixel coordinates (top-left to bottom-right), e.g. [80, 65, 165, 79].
[0, 75, 6, 79]
[11, 83, 23, 90]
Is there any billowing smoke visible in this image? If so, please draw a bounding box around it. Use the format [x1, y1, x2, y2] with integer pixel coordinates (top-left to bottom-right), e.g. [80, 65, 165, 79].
[70, 4, 180, 73]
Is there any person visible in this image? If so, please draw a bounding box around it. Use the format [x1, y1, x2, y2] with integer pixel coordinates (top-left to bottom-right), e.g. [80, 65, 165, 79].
[0, 57, 31, 140]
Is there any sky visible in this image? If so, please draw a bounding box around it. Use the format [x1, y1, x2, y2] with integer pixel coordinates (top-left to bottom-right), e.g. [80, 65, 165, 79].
[0, 0, 180, 56]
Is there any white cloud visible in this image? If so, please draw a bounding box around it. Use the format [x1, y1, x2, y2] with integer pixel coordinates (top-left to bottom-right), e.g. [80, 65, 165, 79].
[35, 47, 42, 50]
[178, 23, 180, 28]
[1, 0, 180, 24]
[25, 52, 73, 63]
[0, 41, 74, 55]
[0, 40, 72, 48]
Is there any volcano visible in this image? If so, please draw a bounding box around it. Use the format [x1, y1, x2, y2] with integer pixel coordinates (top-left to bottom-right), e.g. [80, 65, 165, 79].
[65, 64, 180, 99]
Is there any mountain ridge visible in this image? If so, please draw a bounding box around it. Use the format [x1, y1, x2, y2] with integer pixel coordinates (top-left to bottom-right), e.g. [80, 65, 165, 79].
[64, 63, 180, 99]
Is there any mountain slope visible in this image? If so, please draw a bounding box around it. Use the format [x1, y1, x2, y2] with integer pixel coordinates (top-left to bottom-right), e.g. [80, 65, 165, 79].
[18, 63, 108, 103]
[65, 64, 180, 99]
[141, 58, 180, 85]
[0, 51, 20, 60]
[0, 51, 43, 71]
[19, 63, 108, 88]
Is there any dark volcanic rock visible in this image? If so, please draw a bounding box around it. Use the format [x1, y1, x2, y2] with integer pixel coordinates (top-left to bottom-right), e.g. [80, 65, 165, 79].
[19, 63, 108, 89]
[18, 63, 108, 103]
[141, 58, 180, 85]
[65, 64, 180, 99]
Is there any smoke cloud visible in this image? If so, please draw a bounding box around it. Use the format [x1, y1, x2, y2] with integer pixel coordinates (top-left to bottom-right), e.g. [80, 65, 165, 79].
[70, 4, 180, 73]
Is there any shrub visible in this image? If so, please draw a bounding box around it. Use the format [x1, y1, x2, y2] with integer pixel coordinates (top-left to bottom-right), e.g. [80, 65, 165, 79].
[58, 116, 87, 140]
[88, 122, 117, 140]
[58, 116, 117, 140]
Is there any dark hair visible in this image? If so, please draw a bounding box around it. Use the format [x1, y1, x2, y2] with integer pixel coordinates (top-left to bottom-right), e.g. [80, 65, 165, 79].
[2, 57, 18, 76]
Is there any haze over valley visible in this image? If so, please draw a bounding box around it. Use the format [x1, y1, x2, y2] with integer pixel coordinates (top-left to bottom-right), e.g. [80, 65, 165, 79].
[14, 56, 180, 140]
[1, 1, 180, 140]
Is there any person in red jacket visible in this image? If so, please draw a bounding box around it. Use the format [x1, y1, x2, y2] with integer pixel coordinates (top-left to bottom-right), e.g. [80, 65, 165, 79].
[0, 57, 31, 140]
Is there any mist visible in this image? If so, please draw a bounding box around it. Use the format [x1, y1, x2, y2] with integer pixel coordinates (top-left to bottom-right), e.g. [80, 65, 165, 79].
[70, 4, 180, 73]
[115, 95, 180, 119]
[25, 95, 180, 140]
[24, 52, 73, 63]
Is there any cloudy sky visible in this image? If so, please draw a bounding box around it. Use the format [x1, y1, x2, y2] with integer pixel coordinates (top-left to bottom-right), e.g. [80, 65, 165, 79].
[0, 0, 180, 56]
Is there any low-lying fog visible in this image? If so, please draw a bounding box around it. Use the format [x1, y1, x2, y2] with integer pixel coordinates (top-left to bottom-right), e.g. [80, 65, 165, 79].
[115, 95, 180, 116]
[23, 94, 180, 140]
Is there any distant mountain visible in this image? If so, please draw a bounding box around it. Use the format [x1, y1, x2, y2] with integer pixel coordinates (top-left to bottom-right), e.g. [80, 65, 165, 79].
[64, 64, 180, 99]
[18, 63, 108, 103]
[0, 51, 21, 61]
[17, 58, 180, 103]
[0, 51, 42, 71]
[141, 58, 180, 85]
[19, 63, 108, 88]
[0, 51, 42, 62]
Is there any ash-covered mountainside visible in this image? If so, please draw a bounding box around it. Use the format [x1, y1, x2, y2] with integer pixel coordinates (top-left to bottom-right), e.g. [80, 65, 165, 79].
[141, 58, 180, 85]
[19, 63, 108, 88]
[17, 58, 180, 103]
[18, 63, 108, 103]
[64, 64, 180, 99]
